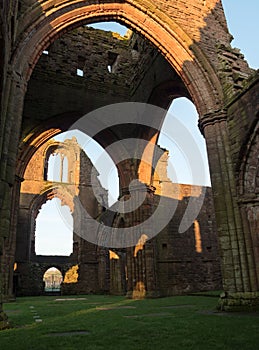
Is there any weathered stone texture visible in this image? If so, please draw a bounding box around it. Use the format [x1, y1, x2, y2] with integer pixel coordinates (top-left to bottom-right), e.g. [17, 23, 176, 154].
[227, 75, 259, 170]
[103, 148, 221, 297]
[21, 27, 131, 138]
[21, 25, 180, 139]
[155, 189, 221, 295]
[13, 137, 109, 297]
[0, 0, 259, 322]
[154, 149, 221, 295]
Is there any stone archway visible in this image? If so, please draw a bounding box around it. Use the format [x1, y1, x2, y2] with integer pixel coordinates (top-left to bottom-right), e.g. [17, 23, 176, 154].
[0, 1, 259, 320]
[9, 136, 109, 297]
[43, 267, 63, 293]
[13, 1, 223, 112]
[2, 2, 224, 236]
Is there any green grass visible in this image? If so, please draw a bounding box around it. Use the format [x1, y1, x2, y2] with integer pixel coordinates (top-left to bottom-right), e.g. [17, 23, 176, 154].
[1, 294, 259, 349]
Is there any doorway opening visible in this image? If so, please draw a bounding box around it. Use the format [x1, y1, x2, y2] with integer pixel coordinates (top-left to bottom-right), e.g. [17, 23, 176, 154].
[43, 267, 63, 292]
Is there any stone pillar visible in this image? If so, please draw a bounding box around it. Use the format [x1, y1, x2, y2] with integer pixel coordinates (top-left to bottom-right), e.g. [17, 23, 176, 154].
[238, 129, 259, 287]
[239, 202, 259, 279]
[76, 177, 102, 293]
[0, 273, 9, 329]
[2, 175, 24, 301]
[199, 110, 259, 310]
[0, 71, 27, 327]
[109, 250, 126, 295]
[119, 183, 159, 298]
[97, 247, 110, 293]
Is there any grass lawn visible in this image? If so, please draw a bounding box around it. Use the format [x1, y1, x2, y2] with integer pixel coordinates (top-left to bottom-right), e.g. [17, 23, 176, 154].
[1, 293, 259, 350]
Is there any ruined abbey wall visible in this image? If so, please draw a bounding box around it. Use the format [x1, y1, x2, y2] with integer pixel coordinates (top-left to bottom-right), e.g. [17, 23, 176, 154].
[0, 2, 259, 325]
[153, 150, 221, 295]
[21, 25, 181, 140]
[13, 137, 109, 297]
[14, 135, 221, 297]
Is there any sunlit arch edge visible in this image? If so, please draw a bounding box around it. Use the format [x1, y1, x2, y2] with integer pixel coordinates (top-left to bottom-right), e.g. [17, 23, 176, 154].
[13, 1, 223, 116]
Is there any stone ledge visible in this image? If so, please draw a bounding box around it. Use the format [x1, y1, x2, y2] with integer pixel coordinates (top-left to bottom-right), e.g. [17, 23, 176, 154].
[218, 291, 259, 312]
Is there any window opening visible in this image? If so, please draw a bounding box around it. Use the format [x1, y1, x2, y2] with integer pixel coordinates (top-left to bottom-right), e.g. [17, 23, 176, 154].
[35, 198, 73, 256]
[76, 68, 84, 77]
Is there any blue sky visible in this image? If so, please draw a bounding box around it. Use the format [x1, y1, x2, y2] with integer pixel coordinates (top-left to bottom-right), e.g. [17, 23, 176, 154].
[35, 3, 259, 255]
[221, 0, 259, 69]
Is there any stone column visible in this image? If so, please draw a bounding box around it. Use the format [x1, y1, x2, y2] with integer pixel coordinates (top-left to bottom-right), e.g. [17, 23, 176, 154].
[1, 175, 24, 301]
[118, 181, 159, 299]
[199, 109, 259, 310]
[239, 202, 259, 283]
[0, 275, 8, 329]
[0, 71, 27, 328]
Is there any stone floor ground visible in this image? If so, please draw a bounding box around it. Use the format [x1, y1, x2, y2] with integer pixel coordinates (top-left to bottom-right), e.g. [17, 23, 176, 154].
[1, 293, 259, 349]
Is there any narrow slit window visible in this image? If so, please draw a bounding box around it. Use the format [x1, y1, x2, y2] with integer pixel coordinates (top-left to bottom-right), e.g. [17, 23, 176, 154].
[77, 68, 84, 77]
[107, 52, 118, 74]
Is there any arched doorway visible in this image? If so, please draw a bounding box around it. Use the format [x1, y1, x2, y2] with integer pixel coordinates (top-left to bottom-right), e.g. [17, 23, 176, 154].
[13, 134, 110, 297]
[43, 267, 63, 292]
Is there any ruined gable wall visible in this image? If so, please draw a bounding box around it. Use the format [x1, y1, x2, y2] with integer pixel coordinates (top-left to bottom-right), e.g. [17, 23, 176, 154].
[14, 1, 255, 112]
[108, 147, 221, 296]
[153, 148, 221, 295]
[22, 26, 133, 139]
[155, 187, 221, 295]
[15, 0, 248, 74]
[15, 137, 109, 296]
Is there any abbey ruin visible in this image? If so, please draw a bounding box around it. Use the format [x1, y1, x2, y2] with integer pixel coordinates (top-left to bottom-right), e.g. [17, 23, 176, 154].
[0, 0, 258, 328]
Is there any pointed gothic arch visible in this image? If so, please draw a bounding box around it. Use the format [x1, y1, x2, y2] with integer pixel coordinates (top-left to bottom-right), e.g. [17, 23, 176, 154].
[12, 1, 223, 116]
